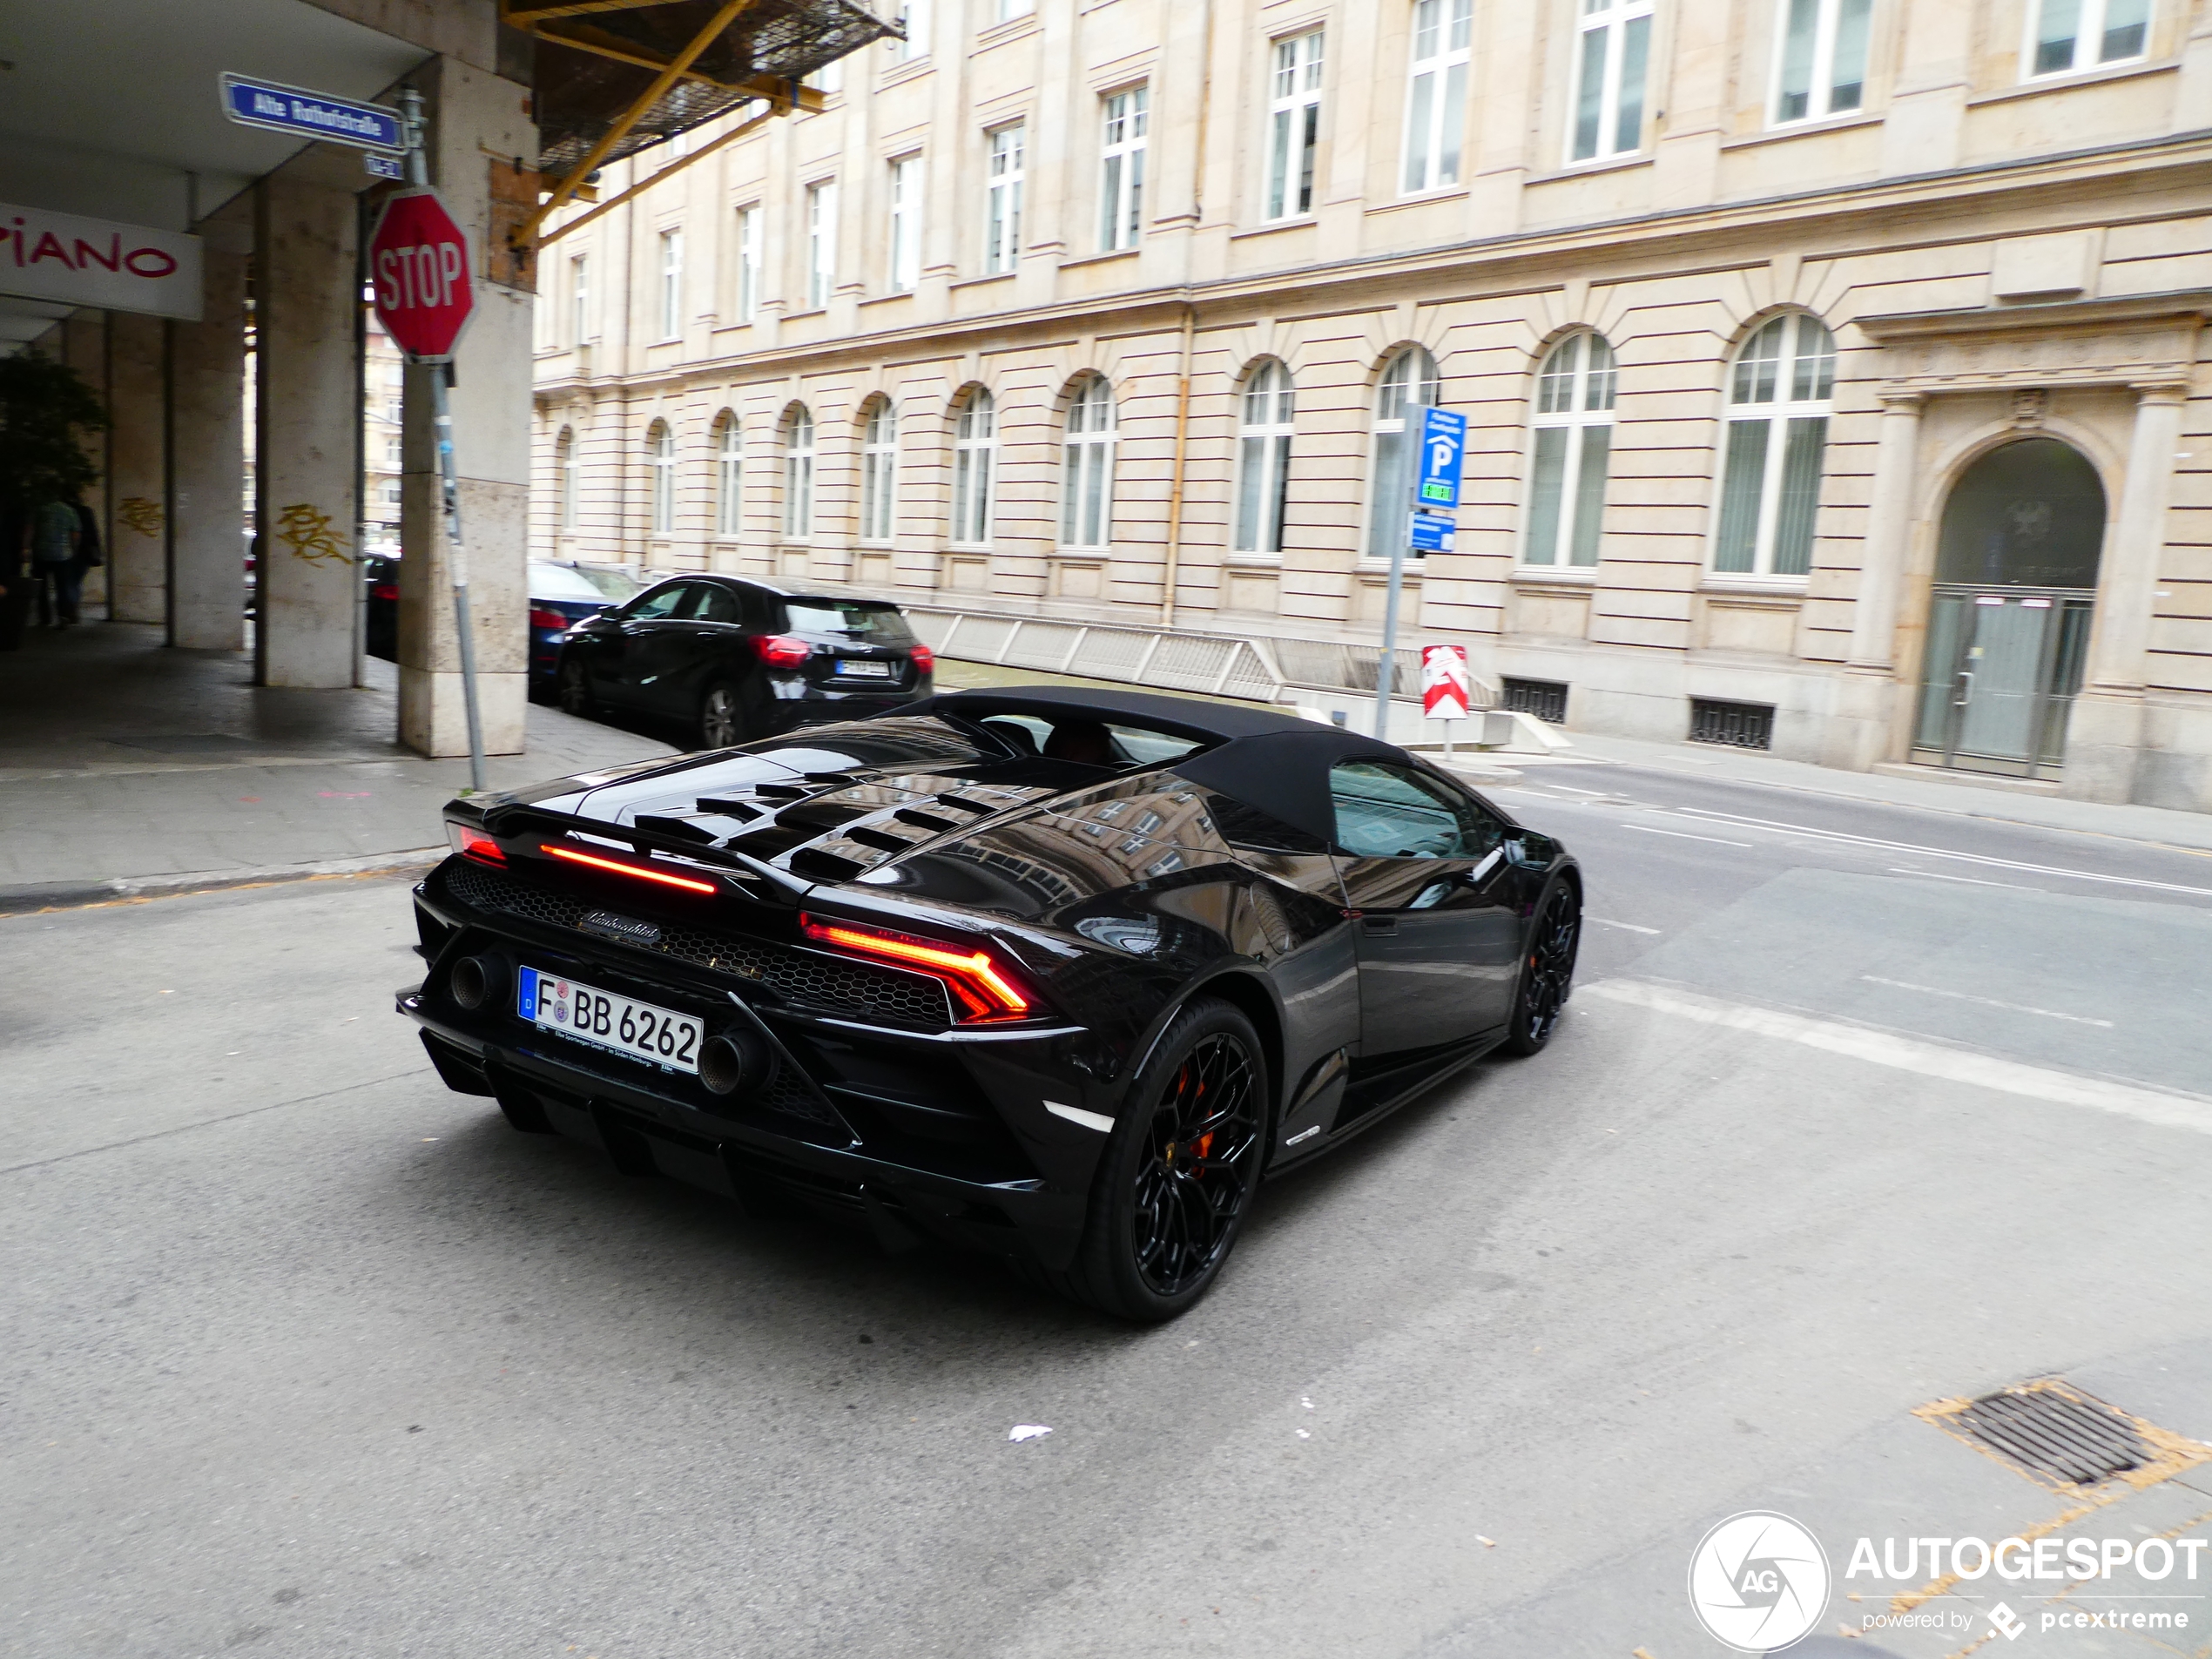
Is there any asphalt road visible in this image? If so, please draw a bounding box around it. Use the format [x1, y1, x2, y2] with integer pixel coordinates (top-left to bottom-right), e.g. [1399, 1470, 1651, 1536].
[6, 757, 2212, 1659]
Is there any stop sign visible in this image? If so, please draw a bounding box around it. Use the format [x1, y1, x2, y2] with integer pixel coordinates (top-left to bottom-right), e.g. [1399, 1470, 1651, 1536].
[368, 187, 474, 361]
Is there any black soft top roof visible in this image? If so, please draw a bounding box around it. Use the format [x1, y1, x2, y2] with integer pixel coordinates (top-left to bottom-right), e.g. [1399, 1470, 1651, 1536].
[908, 685, 1409, 846]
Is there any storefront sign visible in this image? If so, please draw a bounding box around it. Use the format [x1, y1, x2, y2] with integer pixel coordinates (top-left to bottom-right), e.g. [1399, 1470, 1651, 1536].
[0, 202, 202, 320]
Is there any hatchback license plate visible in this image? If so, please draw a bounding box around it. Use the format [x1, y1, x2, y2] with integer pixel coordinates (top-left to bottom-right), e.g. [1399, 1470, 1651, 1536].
[834, 658, 893, 678]
[518, 966, 701, 1073]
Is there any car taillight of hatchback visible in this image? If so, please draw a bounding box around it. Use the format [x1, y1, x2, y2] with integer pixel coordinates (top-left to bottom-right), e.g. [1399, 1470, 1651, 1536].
[909, 644, 935, 672]
[758, 635, 812, 667]
[529, 607, 571, 632]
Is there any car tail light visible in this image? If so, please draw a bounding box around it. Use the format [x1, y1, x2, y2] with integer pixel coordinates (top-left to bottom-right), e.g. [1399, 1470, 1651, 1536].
[540, 841, 718, 894]
[908, 644, 934, 673]
[799, 914, 1032, 1022]
[529, 606, 569, 631]
[758, 634, 811, 668]
[448, 824, 506, 866]
[372, 583, 400, 602]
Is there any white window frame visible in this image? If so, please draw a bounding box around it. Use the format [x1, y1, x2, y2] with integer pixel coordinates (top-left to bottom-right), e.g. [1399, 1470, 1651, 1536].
[952, 389, 997, 547]
[2021, 0, 2152, 79]
[647, 421, 676, 534]
[995, 0, 1033, 21]
[556, 427, 578, 529]
[887, 155, 921, 293]
[570, 253, 590, 345]
[1265, 31, 1325, 222]
[1234, 361, 1296, 557]
[1569, 0, 1655, 164]
[656, 228, 683, 340]
[714, 415, 743, 537]
[860, 400, 898, 543]
[1366, 347, 1441, 560]
[805, 182, 837, 310]
[1712, 313, 1836, 580]
[1400, 0, 1472, 194]
[1771, 0, 1873, 125]
[1099, 86, 1149, 253]
[1521, 334, 1616, 570]
[893, 0, 930, 61]
[783, 407, 816, 539]
[984, 125, 1025, 275]
[1060, 377, 1117, 551]
[734, 206, 760, 322]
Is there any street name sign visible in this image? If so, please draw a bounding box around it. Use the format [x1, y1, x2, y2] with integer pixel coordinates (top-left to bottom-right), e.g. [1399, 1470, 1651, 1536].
[368, 188, 475, 362]
[1415, 406, 1467, 509]
[220, 74, 403, 152]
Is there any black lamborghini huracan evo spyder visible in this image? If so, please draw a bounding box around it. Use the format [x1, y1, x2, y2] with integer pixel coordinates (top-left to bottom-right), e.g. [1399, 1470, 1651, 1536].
[399, 687, 1581, 1320]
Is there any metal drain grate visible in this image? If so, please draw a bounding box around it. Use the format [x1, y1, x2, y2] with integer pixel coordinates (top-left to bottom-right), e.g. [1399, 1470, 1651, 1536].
[1942, 1383, 2148, 1487]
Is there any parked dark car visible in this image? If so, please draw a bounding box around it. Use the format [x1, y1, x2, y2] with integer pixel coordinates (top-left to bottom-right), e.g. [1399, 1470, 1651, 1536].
[363, 558, 639, 691]
[554, 575, 934, 749]
[398, 687, 1582, 1320]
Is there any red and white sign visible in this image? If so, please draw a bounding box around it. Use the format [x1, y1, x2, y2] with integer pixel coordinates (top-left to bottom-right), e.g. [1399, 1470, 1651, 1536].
[0, 201, 202, 320]
[368, 187, 474, 362]
[1421, 643, 1473, 721]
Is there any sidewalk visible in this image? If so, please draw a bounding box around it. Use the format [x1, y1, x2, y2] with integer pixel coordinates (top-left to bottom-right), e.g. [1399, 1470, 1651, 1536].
[0, 623, 677, 905]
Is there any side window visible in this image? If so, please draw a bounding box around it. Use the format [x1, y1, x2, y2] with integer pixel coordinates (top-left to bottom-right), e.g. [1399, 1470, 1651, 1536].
[693, 584, 742, 624]
[737, 585, 778, 628]
[1329, 760, 1504, 860]
[625, 583, 695, 621]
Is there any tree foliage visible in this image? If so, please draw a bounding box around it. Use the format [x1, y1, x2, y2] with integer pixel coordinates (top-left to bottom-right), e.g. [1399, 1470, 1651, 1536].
[0, 352, 111, 507]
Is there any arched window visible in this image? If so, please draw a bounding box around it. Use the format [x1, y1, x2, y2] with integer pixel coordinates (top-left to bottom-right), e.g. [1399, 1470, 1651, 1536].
[859, 398, 898, 542]
[952, 388, 997, 545]
[1715, 314, 1835, 577]
[1367, 347, 1441, 557]
[1061, 376, 1116, 550]
[1524, 334, 1615, 569]
[1235, 361, 1296, 556]
[556, 426, 577, 529]
[712, 413, 742, 536]
[782, 406, 815, 538]
[646, 420, 676, 534]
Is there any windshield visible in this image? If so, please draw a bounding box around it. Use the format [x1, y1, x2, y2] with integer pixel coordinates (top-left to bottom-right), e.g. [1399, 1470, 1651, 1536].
[784, 598, 916, 644]
[570, 563, 642, 602]
[528, 562, 618, 603]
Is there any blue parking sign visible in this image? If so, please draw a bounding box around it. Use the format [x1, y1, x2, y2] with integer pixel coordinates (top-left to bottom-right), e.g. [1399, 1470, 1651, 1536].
[1415, 407, 1467, 509]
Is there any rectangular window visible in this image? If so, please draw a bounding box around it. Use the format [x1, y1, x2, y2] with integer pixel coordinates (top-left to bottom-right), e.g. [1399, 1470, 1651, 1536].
[887, 156, 921, 292]
[804, 57, 843, 96]
[1099, 87, 1149, 252]
[656, 228, 683, 339]
[734, 206, 759, 321]
[1401, 0, 1472, 192]
[1572, 0, 1654, 162]
[2027, 0, 2151, 77]
[984, 125, 1024, 274]
[570, 253, 590, 344]
[995, 0, 1033, 19]
[1265, 31, 1325, 220]
[894, 0, 930, 61]
[1774, 0, 1872, 123]
[1713, 421, 1770, 574]
[805, 182, 836, 309]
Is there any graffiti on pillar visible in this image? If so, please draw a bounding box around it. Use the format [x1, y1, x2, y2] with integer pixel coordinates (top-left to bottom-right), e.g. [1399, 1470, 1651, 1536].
[118, 496, 165, 537]
[275, 502, 352, 565]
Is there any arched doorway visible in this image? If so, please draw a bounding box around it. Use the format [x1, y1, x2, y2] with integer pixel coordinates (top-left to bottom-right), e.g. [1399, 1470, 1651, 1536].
[1912, 437, 2103, 779]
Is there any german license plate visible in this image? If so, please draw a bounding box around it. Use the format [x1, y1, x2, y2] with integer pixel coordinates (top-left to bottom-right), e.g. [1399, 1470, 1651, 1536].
[517, 966, 701, 1073]
[834, 658, 893, 678]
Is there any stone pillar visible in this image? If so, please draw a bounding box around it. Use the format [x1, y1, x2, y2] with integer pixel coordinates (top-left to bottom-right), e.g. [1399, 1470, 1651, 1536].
[2062, 382, 2188, 802]
[105, 313, 168, 623]
[166, 213, 249, 652]
[1821, 393, 1925, 771]
[397, 57, 536, 758]
[254, 172, 361, 687]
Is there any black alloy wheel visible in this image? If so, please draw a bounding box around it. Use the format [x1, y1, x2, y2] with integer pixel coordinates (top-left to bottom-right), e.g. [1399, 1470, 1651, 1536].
[699, 681, 743, 749]
[1501, 880, 1580, 1055]
[1042, 998, 1269, 1322]
[556, 656, 595, 717]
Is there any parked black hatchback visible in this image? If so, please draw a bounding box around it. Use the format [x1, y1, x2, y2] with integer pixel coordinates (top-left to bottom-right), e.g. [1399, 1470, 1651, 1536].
[555, 576, 934, 749]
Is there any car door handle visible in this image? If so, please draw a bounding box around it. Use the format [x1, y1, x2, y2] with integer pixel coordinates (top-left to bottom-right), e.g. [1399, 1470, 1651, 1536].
[1360, 915, 1398, 935]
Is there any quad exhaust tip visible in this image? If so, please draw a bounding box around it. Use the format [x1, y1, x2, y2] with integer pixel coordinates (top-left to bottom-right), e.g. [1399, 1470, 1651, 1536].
[698, 1028, 772, 1097]
[448, 954, 505, 1012]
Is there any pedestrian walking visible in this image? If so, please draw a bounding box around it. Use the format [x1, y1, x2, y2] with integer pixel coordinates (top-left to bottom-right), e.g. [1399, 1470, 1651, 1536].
[30, 496, 81, 627]
[70, 498, 104, 621]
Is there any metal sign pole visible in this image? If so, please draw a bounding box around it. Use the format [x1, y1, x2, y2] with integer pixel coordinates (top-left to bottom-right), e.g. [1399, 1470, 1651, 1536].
[397, 86, 485, 792]
[1373, 517, 1409, 743]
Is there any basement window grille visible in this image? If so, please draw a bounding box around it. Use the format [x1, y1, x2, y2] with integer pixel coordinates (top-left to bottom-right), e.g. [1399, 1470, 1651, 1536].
[1689, 698, 1774, 750]
[1501, 677, 1568, 725]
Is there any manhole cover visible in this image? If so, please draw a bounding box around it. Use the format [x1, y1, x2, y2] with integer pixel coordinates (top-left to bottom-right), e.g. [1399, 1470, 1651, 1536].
[1927, 1380, 2147, 1487]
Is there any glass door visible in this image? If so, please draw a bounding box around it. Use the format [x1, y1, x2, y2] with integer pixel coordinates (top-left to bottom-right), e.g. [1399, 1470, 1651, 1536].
[1912, 588, 2091, 779]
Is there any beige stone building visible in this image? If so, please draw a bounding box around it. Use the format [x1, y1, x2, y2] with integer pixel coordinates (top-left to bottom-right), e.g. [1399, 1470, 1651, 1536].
[530, 0, 2212, 810]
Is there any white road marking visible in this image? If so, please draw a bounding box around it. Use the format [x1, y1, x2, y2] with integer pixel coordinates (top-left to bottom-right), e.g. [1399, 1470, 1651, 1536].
[1546, 785, 1610, 797]
[1588, 917, 1662, 934]
[1670, 807, 2212, 899]
[1888, 867, 2040, 892]
[1044, 1100, 1115, 1133]
[1581, 979, 2212, 1136]
[1858, 974, 2114, 1028]
[1620, 825, 1753, 846]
